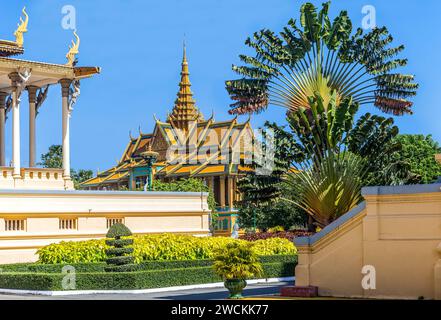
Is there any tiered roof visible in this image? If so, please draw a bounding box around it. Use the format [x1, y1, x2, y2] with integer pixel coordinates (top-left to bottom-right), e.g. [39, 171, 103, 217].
[82, 46, 254, 189]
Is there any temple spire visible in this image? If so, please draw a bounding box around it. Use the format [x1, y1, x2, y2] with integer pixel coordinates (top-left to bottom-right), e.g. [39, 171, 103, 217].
[168, 42, 203, 131]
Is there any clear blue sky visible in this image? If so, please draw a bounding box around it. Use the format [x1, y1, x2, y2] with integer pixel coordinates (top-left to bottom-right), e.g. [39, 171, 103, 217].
[2, 0, 440, 172]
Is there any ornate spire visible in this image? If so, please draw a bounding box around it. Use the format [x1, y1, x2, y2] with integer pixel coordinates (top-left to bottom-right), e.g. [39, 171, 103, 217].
[168, 42, 203, 130]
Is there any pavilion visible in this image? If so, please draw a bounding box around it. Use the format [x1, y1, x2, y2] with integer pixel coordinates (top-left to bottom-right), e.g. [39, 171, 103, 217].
[0, 8, 99, 190]
[81, 45, 255, 235]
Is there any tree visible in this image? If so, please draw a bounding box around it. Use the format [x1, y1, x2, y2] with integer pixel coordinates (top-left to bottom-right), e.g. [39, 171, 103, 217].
[71, 169, 94, 189]
[38, 145, 62, 168]
[285, 151, 366, 228]
[226, 1, 417, 116]
[394, 135, 441, 184]
[39, 144, 94, 189]
[278, 93, 417, 228]
[236, 121, 307, 230]
[286, 92, 420, 187]
[237, 190, 308, 231]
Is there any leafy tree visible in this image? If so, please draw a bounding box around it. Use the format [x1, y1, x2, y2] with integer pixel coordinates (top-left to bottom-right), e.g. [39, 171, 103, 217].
[237, 191, 308, 231]
[394, 135, 441, 184]
[39, 144, 94, 189]
[226, 1, 417, 116]
[236, 121, 307, 230]
[38, 145, 62, 168]
[71, 169, 94, 189]
[286, 92, 420, 186]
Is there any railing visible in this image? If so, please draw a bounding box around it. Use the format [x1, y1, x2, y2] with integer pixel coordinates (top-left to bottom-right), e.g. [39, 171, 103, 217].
[0, 167, 67, 190]
[0, 167, 14, 189]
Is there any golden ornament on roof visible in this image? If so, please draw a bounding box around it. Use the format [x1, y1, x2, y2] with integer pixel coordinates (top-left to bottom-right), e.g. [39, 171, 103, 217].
[66, 30, 80, 66]
[14, 7, 28, 47]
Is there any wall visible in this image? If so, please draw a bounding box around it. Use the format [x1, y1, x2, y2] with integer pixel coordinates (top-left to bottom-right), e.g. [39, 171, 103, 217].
[294, 184, 441, 300]
[0, 190, 210, 264]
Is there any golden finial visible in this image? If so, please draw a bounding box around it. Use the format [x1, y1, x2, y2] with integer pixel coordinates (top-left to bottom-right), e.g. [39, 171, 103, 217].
[14, 7, 29, 47]
[66, 30, 80, 66]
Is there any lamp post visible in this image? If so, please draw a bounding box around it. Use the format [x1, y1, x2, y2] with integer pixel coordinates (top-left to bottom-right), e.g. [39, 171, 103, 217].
[140, 147, 159, 191]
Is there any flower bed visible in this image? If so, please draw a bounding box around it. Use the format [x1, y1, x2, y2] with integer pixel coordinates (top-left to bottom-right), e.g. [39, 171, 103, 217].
[239, 230, 313, 242]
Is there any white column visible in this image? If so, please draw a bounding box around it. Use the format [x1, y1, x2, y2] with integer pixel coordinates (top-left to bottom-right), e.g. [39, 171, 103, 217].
[9, 73, 21, 178]
[0, 92, 7, 167]
[60, 79, 72, 180]
[27, 86, 37, 167]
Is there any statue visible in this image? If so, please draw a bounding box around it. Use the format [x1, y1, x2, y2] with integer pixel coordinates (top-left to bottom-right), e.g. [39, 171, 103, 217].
[35, 86, 49, 116]
[231, 221, 240, 239]
[68, 80, 80, 113]
[66, 31, 80, 66]
[14, 7, 28, 47]
[17, 68, 31, 103]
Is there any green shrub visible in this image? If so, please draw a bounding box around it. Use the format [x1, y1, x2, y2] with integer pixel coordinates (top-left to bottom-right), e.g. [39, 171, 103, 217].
[106, 223, 132, 239]
[268, 226, 285, 233]
[213, 242, 263, 280]
[105, 223, 136, 272]
[37, 234, 297, 264]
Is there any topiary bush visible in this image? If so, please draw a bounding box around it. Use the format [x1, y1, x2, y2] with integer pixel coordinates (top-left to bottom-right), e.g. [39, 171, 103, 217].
[104, 223, 136, 272]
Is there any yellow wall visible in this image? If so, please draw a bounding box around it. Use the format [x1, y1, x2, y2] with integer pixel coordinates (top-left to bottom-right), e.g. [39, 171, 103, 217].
[0, 190, 210, 264]
[294, 184, 441, 300]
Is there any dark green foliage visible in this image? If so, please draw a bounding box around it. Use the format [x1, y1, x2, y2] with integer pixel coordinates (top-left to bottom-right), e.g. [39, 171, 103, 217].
[236, 121, 307, 230]
[106, 223, 132, 239]
[226, 2, 417, 116]
[105, 238, 134, 248]
[394, 135, 441, 184]
[152, 178, 217, 222]
[285, 94, 420, 187]
[1, 255, 296, 273]
[71, 169, 94, 189]
[38, 145, 62, 168]
[105, 223, 136, 272]
[38, 144, 93, 190]
[0, 255, 296, 291]
[237, 197, 307, 231]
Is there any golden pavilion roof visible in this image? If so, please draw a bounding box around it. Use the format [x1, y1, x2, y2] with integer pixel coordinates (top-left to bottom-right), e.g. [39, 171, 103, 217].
[0, 8, 100, 92]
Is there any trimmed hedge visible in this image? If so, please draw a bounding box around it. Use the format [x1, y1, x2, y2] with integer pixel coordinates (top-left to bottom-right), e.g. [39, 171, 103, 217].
[1, 255, 297, 274]
[0, 256, 297, 291]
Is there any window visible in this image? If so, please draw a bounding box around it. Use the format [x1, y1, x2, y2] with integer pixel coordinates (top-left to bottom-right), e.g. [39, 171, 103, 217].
[59, 218, 78, 230]
[107, 218, 124, 229]
[4, 219, 26, 231]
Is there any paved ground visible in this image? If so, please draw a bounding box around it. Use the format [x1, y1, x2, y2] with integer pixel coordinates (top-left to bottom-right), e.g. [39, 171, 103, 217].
[0, 281, 291, 300]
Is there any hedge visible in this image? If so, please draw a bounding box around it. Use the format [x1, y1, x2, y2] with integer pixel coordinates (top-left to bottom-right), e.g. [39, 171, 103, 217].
[1, 255, 297, 274]
[0, 256, 297, 291]
[37, 234, 297, 264]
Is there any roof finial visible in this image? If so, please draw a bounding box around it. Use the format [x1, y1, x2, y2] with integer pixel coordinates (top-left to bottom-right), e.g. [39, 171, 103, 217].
[168, 40, 203, 130]
[14, 7, 28, 47]
[183, 34, 187, 62]
[66, 30, 80, 66]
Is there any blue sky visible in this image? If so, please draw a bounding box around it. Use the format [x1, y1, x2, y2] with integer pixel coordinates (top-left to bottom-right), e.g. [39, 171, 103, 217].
[2, 0, 440, 172]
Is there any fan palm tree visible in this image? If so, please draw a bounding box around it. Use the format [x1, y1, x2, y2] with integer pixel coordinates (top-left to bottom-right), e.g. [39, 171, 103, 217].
[226, 1, 418, 116]
[283, 151, 365, 228]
